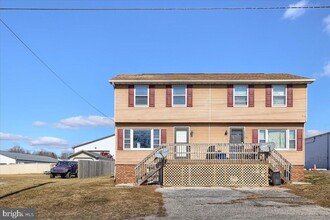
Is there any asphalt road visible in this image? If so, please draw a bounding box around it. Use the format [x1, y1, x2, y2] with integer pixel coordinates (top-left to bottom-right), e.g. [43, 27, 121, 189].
[146, 187, 330, 220]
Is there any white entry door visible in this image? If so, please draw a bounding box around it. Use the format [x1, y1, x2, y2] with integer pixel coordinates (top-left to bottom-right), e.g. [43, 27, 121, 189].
[175, 127, 189, 158]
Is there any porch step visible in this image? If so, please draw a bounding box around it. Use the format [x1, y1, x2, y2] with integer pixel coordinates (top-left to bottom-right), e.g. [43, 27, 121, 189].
[137, 166, 162, 186]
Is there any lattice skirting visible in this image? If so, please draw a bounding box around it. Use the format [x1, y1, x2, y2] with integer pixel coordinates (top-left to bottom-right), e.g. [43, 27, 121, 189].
[163, 163, 269, 187]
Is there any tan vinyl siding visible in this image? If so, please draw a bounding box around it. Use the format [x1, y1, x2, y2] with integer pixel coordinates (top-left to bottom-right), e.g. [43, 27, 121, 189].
[115, 84, 307, 123]
[115, 123, 304, 165]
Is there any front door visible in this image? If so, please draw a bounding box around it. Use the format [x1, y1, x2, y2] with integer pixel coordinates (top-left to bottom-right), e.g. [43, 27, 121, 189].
[230, 128, 244, 144]
[174, 127, 189, 159]
[229, 128, 244, 159]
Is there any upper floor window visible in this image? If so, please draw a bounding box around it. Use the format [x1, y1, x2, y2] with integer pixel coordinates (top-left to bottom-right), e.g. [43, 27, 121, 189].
[234, 85, 248, 107]
[135, 85, 148, 106]
[172, 85, 186, 107]
[272, 85, 286, 107]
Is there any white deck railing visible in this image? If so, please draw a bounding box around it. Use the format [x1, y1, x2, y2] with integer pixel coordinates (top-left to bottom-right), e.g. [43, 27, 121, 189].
[135, 143, 292, 185]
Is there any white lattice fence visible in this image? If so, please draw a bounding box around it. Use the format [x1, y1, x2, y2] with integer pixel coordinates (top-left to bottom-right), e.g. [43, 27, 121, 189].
[163, 162, 269, 187]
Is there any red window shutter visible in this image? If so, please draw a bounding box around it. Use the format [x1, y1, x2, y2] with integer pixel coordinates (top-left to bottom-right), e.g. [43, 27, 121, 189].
[265, 85, 272, 107]
[287, 84, 293, 107]
[248, 85, 254, 107]
[128, 85, 134, 107]
[187, 84, 193, 107]
[297, 129, 303, 151]
[117, 129, 123, 150]
[161, 129, 167, 144]
[252, 129, 258, 144]
[166, 85, 172, 107]
[149, 85, 155, 107]
[227, 84, 233, 107]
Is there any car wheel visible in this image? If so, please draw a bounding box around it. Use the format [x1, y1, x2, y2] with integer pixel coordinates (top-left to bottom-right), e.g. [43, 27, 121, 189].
[50, 174, 55, 178]
[61, 174, 66, 178]
[66, 172, 71, 178]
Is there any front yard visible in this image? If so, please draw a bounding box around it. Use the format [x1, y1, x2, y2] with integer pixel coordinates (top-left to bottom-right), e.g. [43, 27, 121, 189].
[1, 171, 329, 219]
[286, 171, 330, 208]
[0, 174, 165, 219]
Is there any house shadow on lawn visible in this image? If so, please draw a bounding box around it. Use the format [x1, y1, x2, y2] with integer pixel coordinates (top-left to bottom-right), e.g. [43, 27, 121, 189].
[0, 182, 54, 200]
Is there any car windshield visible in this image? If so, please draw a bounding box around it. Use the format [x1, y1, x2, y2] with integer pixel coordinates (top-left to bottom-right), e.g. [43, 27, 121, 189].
[56, 161, 71, 166]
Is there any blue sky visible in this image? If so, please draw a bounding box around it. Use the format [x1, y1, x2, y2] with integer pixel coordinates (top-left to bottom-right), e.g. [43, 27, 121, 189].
[0, 0, 330, 154]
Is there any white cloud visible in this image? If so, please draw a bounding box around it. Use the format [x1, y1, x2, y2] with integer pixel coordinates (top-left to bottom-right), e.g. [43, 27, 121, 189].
[305, 130, 325, 138]
[282, 0, 308, 20]
[315, 60, 330, 77]
[320, 61, 330, 77]
[29, 137, 68, 147]
[323, 15, 330, 36]
[0, 132, 69, 149]
[54, 115, 114, 129]
[0, 132, 28, 141]
[32, 121, 47, 127]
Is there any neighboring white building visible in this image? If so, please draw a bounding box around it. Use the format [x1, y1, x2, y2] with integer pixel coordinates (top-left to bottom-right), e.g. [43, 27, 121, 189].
[305, 132, 330, 170]
[72, 134, 116, 159]
[0, 151, 58, 164]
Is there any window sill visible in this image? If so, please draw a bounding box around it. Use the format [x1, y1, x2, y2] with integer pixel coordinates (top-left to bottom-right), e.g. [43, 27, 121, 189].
[172, 105, 187, 108]
[134, 105, 149, 108]
[233, 105, 248, 108]
[271, 105, 287, 108]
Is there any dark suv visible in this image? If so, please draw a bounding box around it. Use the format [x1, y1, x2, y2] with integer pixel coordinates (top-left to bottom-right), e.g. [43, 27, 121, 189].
[50, 161, 78, 178]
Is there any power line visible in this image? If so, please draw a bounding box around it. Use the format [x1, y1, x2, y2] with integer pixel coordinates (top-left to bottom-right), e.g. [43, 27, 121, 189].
[0, 18, 111, 119]
[0, 6, 330, 11]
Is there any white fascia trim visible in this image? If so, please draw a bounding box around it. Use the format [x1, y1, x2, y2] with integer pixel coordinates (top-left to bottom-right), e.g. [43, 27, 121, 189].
[109, 79, 315, 85]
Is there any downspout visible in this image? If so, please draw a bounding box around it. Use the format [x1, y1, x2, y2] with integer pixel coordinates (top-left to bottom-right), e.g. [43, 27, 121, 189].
[208, 84, 211, 143]
[327, 133, 330, 170]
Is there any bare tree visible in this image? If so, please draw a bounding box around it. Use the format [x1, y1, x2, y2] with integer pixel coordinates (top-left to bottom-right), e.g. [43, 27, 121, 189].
[8, 145, 27, 153]
[34, 150, 58, 159]
[59, 151, 71, 159]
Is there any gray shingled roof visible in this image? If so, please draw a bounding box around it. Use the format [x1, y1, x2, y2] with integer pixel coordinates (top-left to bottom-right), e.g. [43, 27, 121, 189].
[0, 151, 58, 163]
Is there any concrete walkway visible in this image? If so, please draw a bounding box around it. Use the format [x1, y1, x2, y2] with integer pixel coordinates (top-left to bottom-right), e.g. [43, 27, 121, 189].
[146, 187, 330, 220]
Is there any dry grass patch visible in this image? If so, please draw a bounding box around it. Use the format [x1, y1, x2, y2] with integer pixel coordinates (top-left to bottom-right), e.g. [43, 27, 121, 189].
[286, 171, 330, 208]
[0, 174, 164, 219]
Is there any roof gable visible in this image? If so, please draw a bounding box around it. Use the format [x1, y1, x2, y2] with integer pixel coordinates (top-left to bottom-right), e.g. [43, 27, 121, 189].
[68, 150, 112, 160]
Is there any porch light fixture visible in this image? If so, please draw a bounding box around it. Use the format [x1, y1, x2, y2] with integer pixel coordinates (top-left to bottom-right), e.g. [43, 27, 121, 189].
[190, 131, 193, 137]
[225, 130, 228, 136]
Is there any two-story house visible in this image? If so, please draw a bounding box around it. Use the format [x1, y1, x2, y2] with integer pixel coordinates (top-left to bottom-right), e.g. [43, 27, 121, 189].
[109, 73, 314, 185]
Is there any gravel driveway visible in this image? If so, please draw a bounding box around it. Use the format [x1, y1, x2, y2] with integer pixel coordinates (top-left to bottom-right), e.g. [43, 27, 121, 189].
[146, 187, 330, 220]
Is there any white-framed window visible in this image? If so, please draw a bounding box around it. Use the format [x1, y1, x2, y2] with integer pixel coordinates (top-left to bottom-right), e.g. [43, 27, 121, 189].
[153, 129, 160, 148]
[258, 129, 296, 150]
[289, 130, 296, 149]
[272, 85, 286, 107]
[234, 85, 248, 107]
[123, 129, 161, 150]
[172, 85, 186, 107]
[135, 85, 148, 106]
[259, 130, 266, 144]
[124, 129, 131, 149]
